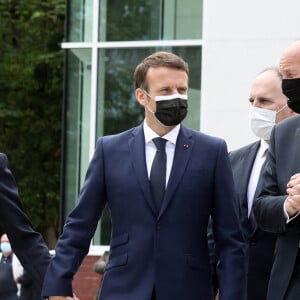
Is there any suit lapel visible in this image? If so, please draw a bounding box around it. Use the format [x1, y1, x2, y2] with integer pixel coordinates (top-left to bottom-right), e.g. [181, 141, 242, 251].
[253, 158, 267, 200]
[158, 125, 194, 219]
[129, 125, 156, 215]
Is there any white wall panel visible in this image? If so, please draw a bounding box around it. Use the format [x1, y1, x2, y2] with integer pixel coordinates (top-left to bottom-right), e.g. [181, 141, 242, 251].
[201, 0, 300, 150]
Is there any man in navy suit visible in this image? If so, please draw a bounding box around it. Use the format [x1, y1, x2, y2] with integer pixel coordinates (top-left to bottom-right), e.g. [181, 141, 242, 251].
[254, 40, 300, 300]
[230, 67, 294, 300]
[0, 153, 51, 295]
[42, 51, 247, 300]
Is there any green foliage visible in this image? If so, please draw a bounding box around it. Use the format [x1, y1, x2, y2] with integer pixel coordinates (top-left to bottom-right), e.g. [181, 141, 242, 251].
[0, 0, 65, 242]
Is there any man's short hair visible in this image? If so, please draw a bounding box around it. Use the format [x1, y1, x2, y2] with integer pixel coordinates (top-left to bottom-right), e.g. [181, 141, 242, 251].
[134, 51, 189, 90]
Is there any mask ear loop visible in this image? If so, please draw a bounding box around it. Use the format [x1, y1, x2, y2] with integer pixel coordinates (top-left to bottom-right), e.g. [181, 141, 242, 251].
[142, 89, 153, 100]
[142, 89, 172, 128]
[276, 104, 288, 114]
[141, 89, 156, 114]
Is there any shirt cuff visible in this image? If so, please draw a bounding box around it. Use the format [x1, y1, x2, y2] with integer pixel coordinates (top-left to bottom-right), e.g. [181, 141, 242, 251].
[284, 196, 300, 223]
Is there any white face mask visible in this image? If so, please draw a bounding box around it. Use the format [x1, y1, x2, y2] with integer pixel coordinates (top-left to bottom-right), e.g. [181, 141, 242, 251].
[249, 105, 287, 140]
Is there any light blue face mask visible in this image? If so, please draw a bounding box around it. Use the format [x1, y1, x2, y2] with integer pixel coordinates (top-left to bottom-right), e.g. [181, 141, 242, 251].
[0, 242, 12, 253]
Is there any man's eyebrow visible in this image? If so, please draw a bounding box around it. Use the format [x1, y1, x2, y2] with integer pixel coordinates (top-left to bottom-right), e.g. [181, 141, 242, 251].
[258, 97, 275, 104]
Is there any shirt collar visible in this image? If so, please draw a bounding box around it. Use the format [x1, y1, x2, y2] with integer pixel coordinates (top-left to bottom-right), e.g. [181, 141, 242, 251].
[143, 120, 180, 145]
[259, 138, 269, 158]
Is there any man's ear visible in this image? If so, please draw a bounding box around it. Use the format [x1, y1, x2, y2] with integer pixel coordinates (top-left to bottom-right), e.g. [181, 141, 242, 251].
[136, 88, 147, 106]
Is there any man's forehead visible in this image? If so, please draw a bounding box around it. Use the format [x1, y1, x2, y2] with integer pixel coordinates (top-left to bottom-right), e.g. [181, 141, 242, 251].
[281, 42, 300, 65]
[280, 53, 300, 77]
[1, 234, 9, 242]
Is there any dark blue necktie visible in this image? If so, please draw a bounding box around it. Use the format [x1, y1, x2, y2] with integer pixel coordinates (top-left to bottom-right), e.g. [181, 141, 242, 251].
[150, 138, 167, 212]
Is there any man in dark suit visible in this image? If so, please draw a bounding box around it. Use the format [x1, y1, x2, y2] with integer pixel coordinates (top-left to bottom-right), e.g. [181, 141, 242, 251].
[230, 67, 294, 300]
[208, 67, 294, 300]
[253, 40, 300, 300]
[0, 155, 80, 300]
[42, 51, 247, 300]
[0, 153, 51, 295]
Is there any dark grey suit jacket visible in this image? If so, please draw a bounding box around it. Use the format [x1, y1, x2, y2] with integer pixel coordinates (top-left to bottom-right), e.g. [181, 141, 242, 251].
[253, 115, 300, 300]
[0, 153, 51, 294]
[230, 141, 277, 300]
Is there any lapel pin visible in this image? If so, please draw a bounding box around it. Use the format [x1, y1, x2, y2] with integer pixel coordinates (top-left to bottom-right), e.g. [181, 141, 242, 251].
[183, 144, 189, 148]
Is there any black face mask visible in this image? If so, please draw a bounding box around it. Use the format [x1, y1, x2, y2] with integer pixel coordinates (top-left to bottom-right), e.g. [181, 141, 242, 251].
[155, 97, 188, 126]
[282, 78, 300, 113]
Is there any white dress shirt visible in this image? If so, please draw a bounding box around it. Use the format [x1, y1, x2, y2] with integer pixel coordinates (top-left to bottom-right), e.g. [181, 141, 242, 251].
[247, 139, 269, 217]
[143, 120, 180, 188]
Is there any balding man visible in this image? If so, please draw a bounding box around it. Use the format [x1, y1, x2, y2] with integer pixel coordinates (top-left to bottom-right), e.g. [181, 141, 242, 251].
[254, 40, 300, 300]
[209, 66, 295, 300]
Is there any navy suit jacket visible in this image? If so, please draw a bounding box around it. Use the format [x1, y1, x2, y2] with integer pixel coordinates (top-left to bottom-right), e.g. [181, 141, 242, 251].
[254, 115, 300, 300]
[42, 124, 246, 300]
[230, 141, 277, 300]
[0, 153, 51, 294]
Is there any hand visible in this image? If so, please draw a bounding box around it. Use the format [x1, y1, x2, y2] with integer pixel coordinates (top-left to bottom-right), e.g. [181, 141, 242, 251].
[215, 290, 220, 300]
[285, 173, 300, 217]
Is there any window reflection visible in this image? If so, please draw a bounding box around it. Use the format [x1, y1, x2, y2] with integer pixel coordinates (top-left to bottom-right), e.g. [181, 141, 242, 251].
[102, 0, 202, 41]
[67, 1, 94, 42]
[63, 49, 91, 219]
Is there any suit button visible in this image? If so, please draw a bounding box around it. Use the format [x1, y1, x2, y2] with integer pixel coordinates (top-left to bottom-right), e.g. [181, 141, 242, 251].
[156, 222, 161, 230]
[250, 239, 256, 246]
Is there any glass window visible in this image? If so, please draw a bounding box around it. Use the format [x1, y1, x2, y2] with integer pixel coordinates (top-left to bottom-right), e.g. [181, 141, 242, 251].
[67, 0, 94, 42]
[102, 0, 202, 41]
[62, 49, 91, 219]
[67, 1, 202, 42]
[175, 0, 203, 39]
